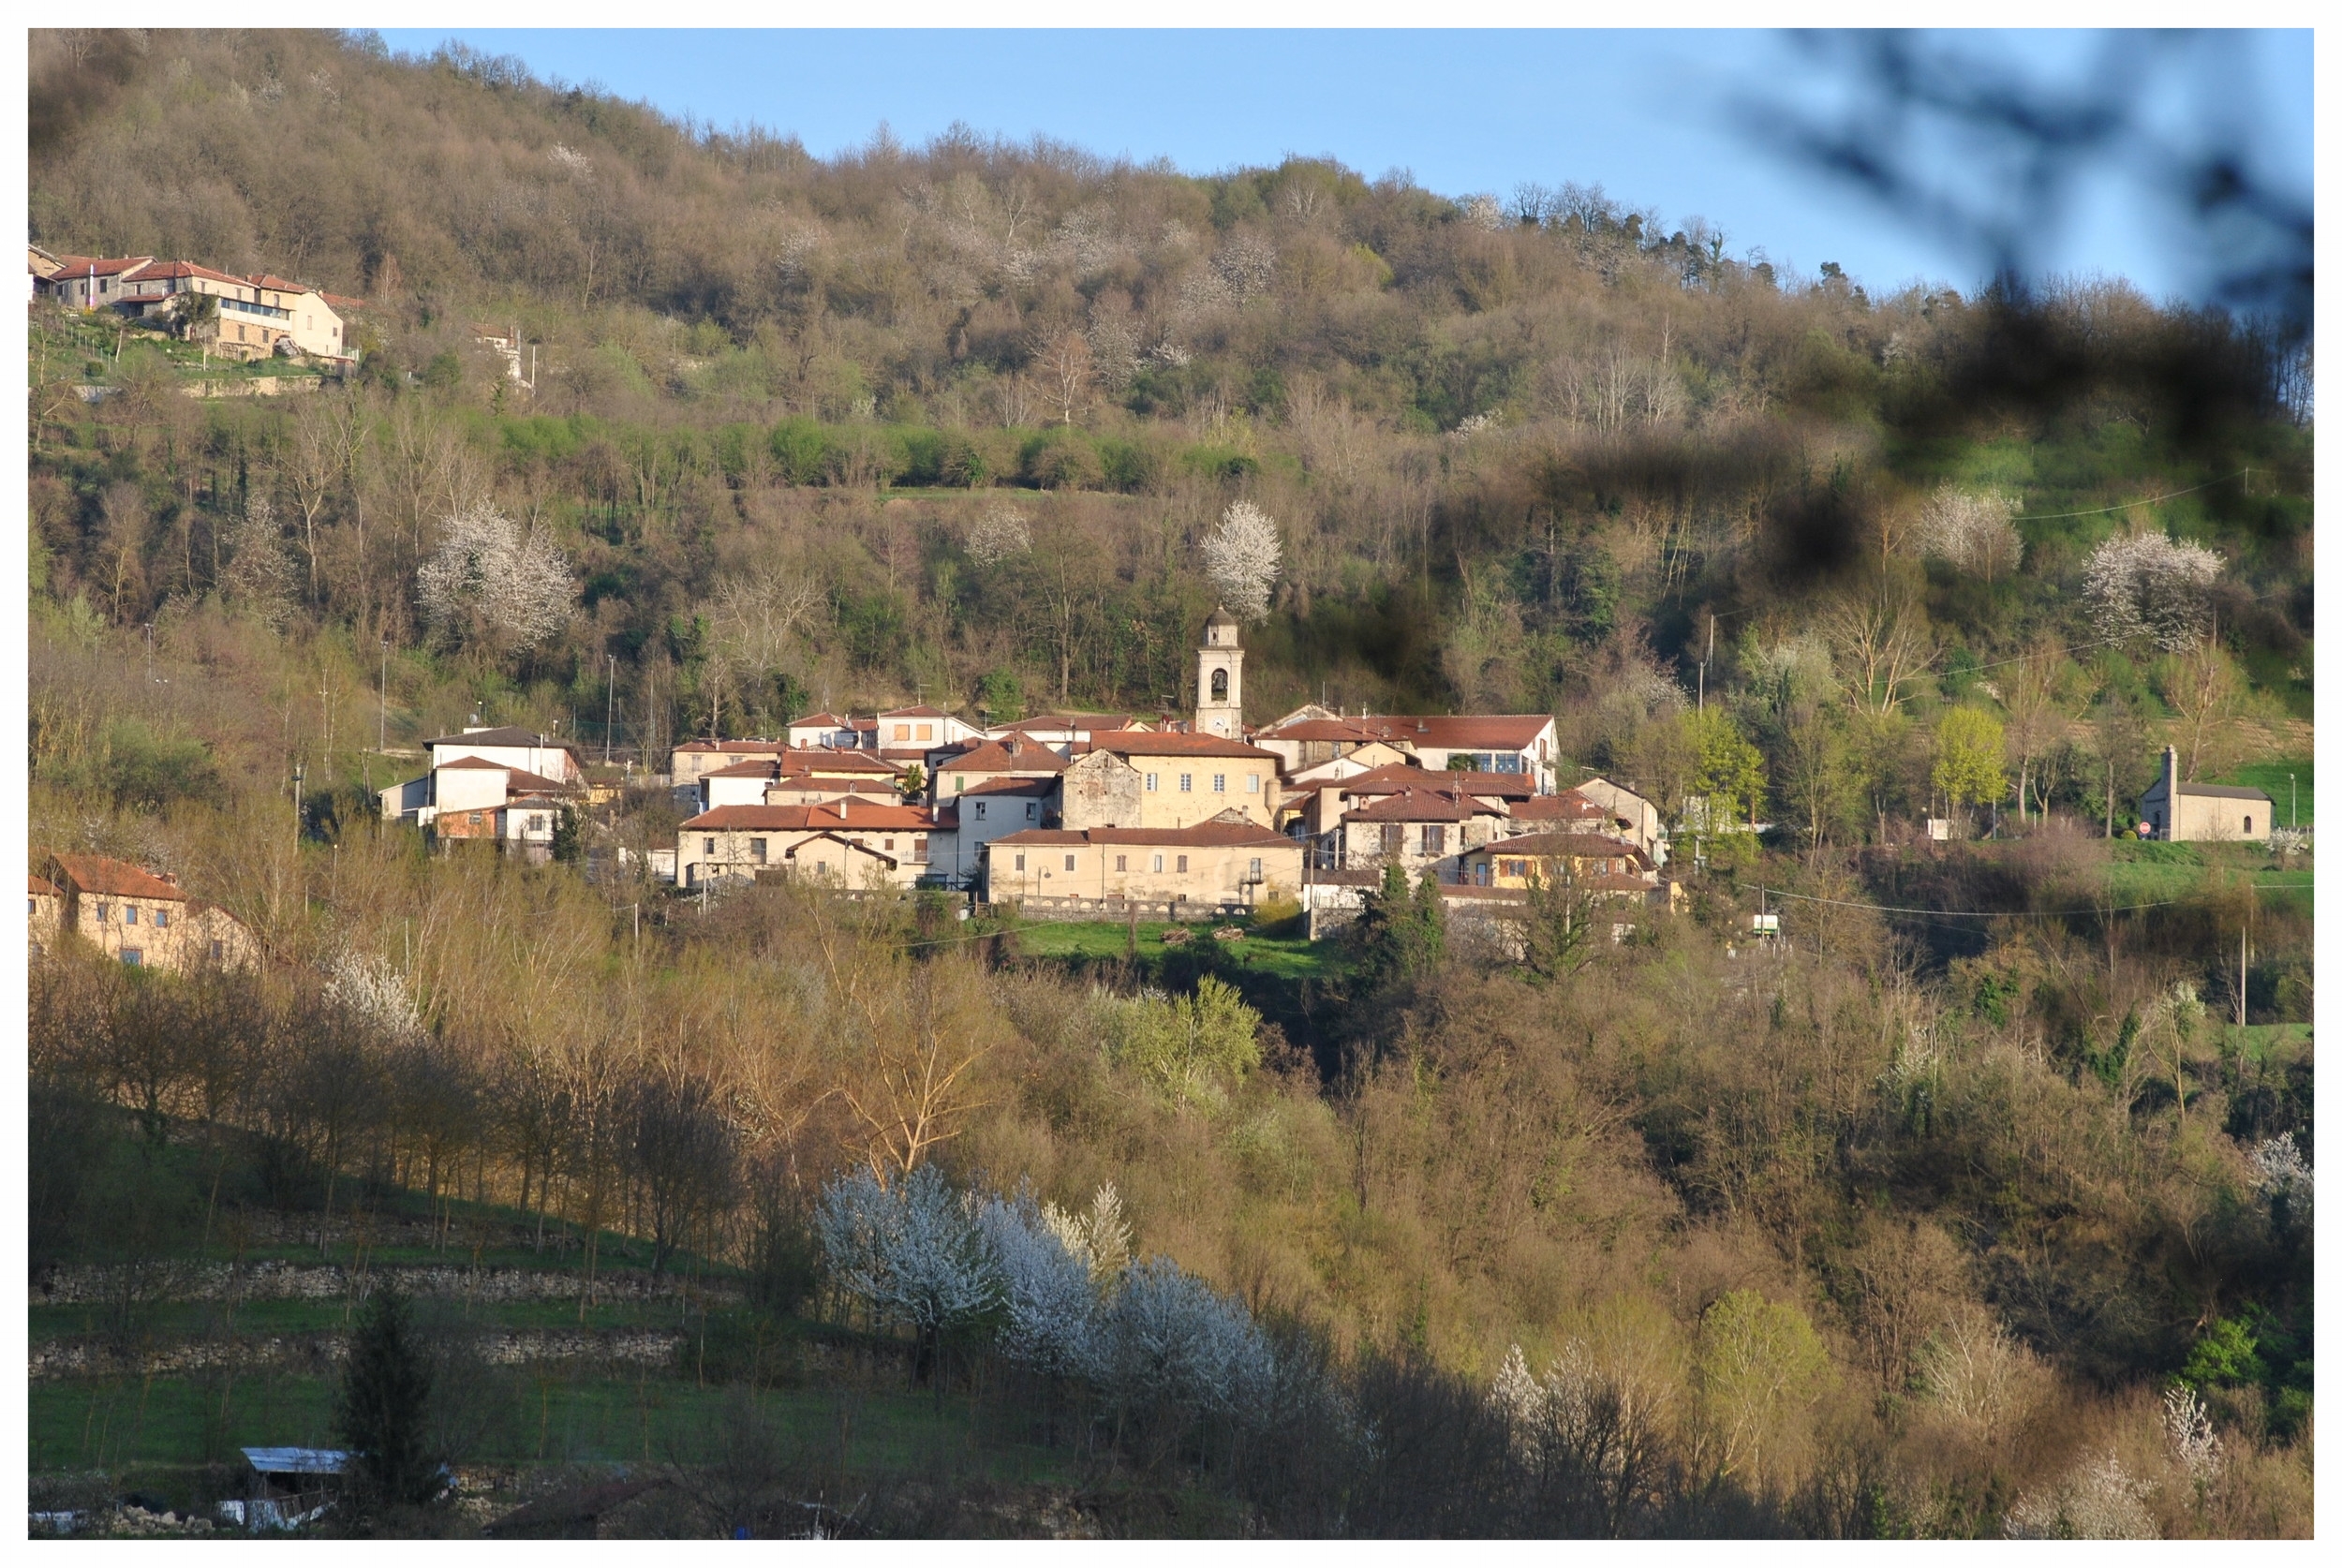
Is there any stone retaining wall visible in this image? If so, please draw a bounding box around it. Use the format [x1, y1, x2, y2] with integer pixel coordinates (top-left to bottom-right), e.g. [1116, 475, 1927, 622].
[34, 1261, 741, 1309]
[31, 1327, 686, 1381]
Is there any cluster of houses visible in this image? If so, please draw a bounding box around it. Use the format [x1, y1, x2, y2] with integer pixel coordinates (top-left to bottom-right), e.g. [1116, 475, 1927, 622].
[664, 610, 1677, 925]
[30, 244, 361, 364]
[364, 613, 1676, 925]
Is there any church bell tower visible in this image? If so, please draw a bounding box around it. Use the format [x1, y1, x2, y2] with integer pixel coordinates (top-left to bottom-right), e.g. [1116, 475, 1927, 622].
[1195, 608, 1245, 738]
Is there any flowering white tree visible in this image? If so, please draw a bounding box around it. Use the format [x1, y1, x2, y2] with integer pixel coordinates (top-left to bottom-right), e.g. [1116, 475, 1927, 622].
[815, 1164, 1001, 1376]
[965, 503, 1032, 567]
[819, 1165, 1274, 1425]
[221, 497, 297, 630]
[976, 1185, 1099, 1377]
[2249, 1132, 2313, 1221]
[2162, 1384, 2223, 1485]
[322, 950, 422, 1043]
[2003, 1450, 2158, 1539]
[1041, 1180, 1132, 1283]
[417, 502, 575, 655]
[1211, 234, 1278, 304]
[1916, 485, 2023, 581]
[1459, 193, 1506, 232]
[1089, 1256, 1276, 1423]
[1203, 500, 1282, 622]
[2082, 532, 2223, 650]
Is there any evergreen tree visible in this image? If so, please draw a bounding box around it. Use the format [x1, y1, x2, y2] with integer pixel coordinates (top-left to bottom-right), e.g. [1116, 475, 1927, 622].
[335, 1287, 442, 1511]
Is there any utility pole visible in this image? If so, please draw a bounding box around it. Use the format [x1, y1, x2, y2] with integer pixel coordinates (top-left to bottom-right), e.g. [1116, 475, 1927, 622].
[2290, 773, 2296, 829]
[143, 622, 154, 684]
[2105, 758, 2114, 839]
[2238, 923, 2249, 1028]
[379, 638, 389, 753]
[1698, 612, 1714, 713]
[604, 654, 616, 766]
[292, 761, 305, 851]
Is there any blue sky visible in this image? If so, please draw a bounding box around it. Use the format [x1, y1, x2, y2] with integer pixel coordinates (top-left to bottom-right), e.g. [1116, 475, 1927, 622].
[378, 28, 2312, 303]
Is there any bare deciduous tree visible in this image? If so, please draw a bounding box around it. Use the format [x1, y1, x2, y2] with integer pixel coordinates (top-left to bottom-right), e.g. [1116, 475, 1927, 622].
[1816, 582, 1937, 715]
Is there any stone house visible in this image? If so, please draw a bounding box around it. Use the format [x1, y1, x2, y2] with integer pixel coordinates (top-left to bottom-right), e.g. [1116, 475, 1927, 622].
[37, 853, 257, 970]
[929, 777, 1060, 889]
[1087, 732, 1282, 829]
[1336, 787, 1513, 879]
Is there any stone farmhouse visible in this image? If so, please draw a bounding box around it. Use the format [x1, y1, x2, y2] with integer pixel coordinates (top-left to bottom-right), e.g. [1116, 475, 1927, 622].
[33, 853, 257, 970]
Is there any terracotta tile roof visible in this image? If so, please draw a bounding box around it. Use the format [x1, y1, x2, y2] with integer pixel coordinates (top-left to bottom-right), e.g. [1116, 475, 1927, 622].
[778, 747, 902, 775]
[1341, 762, 1536, 799]
[702, 759, 786, 778]
[681, 802, 935, 832]
[763, 776, 902, 796]
[674, 739, 790, 757]
[1090, 730, 1280, 762]
[29, 874, 62, 896]
[1511, 790, 1614, 823]
[1376, 715, 1553, 748]
[935, 739, 1069, 775]
[431, 757, 576, 793]
[319, 291, 369, 311]
[1342, 789, 1509, 823]
[48, 853, 186, 902]
[122, 259, 249, 287]
[790, 713, 849, 729]
[47, 256, 154, 279]
[989, 821, 1294, 850]
[878, 704, 955, 719]
[1258, 717, 1399, 743]
[1474, 832, 1652, 865]
[247, 273, 319, 293]
[955, 777, 1059, 797]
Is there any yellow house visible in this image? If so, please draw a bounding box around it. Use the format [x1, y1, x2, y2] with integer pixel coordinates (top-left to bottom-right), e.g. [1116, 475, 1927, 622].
[1459, 832, 1677, 907]
[111, 261, 349, 361]
[1087, 731, 1282, 829]
[39, 853, 258, 970]
[984, 817, 1301, 911]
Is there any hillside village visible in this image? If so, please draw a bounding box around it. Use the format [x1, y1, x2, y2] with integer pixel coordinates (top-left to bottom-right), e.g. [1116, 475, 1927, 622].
[368, 610, 1679, 937]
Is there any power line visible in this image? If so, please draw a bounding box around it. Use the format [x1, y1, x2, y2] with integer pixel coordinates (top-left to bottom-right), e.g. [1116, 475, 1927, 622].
[2008, 469, 2251, 522]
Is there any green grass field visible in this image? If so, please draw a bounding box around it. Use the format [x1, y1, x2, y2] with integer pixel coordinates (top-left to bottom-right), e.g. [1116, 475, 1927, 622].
[2102, 842, 2312, 908]
[1015, 917, 1342, 984]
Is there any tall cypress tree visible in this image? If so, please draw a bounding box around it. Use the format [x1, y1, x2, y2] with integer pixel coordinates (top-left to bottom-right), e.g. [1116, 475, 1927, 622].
[335, 1286, 442, 1511]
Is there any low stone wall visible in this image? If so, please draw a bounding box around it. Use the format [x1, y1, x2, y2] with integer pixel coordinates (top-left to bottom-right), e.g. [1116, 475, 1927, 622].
[31, 1326, 686, 1381]
[33, 1260, 741, 1309]
[994, 895, 1249, 922]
